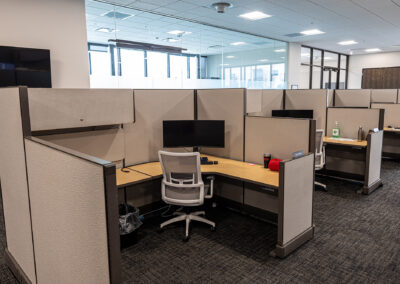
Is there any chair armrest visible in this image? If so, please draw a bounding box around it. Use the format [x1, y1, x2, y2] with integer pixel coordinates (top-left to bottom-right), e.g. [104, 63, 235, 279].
[205, 176, 214, 199]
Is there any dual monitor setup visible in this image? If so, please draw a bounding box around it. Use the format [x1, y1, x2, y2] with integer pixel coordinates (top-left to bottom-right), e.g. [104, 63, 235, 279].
[163, 120, 225, 164]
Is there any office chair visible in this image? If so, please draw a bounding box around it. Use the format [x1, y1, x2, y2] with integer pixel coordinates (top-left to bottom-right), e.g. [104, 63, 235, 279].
[158, 151, 215, 241]
[315, 129, 327, 191]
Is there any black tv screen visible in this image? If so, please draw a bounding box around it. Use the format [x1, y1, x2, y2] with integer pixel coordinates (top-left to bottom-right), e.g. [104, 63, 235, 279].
[163, 120, 225, 148]
[0, 46, 51, 87]
[272, 110, 313, 119]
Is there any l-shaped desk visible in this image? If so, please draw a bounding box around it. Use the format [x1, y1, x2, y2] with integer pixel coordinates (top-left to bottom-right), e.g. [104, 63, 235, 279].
[322, 133, 383, 194]
[116, 154, 314, 258]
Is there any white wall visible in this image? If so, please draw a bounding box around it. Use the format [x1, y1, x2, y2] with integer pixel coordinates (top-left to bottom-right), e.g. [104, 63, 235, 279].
[348, 51, 400, 89]
[0, 0, 90, 88]
[287, 42, 302, 88]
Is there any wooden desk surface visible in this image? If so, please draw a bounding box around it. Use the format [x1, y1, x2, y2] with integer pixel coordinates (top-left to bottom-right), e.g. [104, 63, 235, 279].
[323, 136, 367, 147]
[116, 168, 152, 188]
[384, 127, 400, 132]
[126, 155, 279, 189]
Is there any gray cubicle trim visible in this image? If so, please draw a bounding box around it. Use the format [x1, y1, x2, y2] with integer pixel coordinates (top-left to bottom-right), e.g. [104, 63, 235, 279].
[363, 131, 383, 195]
[379, 109, 385, 130]
[18, 86, 37, 284]
[31, 124, 121, 136]
[25, 136, 122, 284]
[309, 120, 316, 153]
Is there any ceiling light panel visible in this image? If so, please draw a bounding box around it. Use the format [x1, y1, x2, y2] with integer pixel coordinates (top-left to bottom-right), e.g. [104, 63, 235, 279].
[239, 11, 272, 21]
[274, 49, 286, 52]
[230, 41, 246, 46]
[365, 48, 381, 52]
[338, 40, 358, 45]
[300, 29, 325, 36]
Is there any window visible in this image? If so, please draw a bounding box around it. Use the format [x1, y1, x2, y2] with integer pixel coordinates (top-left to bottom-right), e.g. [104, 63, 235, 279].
[301, 46, 349, 89]
[189, 56, 198, 79]
[89, 51, 111, 77]
[271, 63, 285, 89]
[120, 49, 144, 78]
[147, 52, 167, 78]
[170, 54, 188, 79]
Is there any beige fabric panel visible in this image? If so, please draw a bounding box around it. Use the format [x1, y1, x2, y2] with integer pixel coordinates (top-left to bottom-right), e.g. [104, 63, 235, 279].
[281, 154, 314, 245]
[246, 89, 262, 114]
[371, 103, 400, 127]
[0, 88, 36, 283]
[285, 89, 327, 129]
[39, 128, 125, 163]
[25, 139, 110, 284]
[326, 108, 380, 139]
[245, 116, 310, 164]
[124, 89, 194, 165]
[371, 89, 398, 103]
[260, 89, 284, 117]
[335, 89, 371, 107]
[29, 88, 134, 131]
[327, 89, 334, 107]
[367, 131, 383, 186]
[197, 89, 245, 160]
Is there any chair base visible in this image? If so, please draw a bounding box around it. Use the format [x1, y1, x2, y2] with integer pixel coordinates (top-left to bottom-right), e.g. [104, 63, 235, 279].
[160, 211, 215, 240]
[315, 181, 327, 192]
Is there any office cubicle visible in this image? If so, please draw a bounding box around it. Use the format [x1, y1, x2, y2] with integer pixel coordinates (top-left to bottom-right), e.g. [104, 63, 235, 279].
[246, 89, 284, 117]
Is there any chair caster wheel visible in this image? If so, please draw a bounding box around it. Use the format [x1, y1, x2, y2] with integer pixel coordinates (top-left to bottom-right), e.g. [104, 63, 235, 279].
[210, 226, 216, 232]
[183, 236, 190, 242]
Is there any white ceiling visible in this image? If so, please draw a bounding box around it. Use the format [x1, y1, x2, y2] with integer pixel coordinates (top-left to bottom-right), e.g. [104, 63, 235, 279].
[86, 1, 287, 57]
[87, 0, 400, 55]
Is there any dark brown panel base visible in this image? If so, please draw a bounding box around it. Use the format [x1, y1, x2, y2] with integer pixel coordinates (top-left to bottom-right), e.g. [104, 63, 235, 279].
[382, 152, 400, 160]
[362, 179, 383, 195]
[270, 226, 314, 259]
[5, 248, 32, 284]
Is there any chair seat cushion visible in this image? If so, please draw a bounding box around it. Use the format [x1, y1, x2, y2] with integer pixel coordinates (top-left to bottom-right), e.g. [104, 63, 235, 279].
[165, 185, 201, 201]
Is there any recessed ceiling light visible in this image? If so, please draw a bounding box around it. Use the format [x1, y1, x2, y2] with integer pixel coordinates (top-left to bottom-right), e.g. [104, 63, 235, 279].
[259, 59, 269, 62]
[96, 27, 118, 33]
[167, 38, 180, 43]
[226, 55, 235, 58]
[231, 42, 246, 46]
[280, 57, 285, 59]
[220, 63, 230, 66]
[338, 40, 358, 46]
[168, 30, 192, 36]
[239, 11, 271, 21]
[300, 29, 325, 36]
[274, 49, 286, 52]
[365, 48, 381, 52]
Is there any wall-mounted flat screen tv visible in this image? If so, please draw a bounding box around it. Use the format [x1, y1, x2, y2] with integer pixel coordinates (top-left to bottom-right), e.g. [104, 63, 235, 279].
[0, 45, 51, 88]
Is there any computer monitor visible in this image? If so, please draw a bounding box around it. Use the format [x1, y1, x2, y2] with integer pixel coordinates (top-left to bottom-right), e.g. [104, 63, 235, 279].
[272, 110, 313, 119]
[163, 120, 225, 148]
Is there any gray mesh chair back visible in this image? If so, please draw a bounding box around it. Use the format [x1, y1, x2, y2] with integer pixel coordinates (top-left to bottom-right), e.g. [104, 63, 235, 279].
[158, 151, 204, 206]
[315, 129, 325, 169]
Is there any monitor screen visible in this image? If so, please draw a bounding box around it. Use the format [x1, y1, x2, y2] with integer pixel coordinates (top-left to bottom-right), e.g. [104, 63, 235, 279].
[272, 110, 313, 119]
[0, 46, 51, 87]
[163, 120, 225, 148]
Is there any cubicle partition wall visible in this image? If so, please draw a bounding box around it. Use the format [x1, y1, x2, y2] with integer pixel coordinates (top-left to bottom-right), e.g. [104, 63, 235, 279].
[197, 89, 246, 161]
[244, 116, 315, 257]
[371, 103, 400, 158]
[326, 108, 383, 138]
[28, 88, 134, 132]
[334, 89, 371, 107]
[245, 116, 315, 163]
[246, 89, 284, 117]
[124, 89, 195, 166]
[371, 89, 398, 104]
[0, 87, 36, 283]
[285, 89, 329, 130]
[24, 137, 119, 284]
[324, 108, 384, 192]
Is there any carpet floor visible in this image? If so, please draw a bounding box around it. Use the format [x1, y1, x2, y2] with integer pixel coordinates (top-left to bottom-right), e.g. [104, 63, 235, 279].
[1, 160, 399, 283]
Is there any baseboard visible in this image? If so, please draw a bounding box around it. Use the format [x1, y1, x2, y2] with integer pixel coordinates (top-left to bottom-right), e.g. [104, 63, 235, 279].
[5, 248, 32, 284]
[362, 179, 383, 195]
[270, 226, 314, 259]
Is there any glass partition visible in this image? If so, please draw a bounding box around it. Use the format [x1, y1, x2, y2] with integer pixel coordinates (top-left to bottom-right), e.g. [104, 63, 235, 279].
[85, 1, 288, 89]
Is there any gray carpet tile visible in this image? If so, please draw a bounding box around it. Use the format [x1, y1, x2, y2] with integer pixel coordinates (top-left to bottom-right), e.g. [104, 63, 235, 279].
[1, 160, 400, 283]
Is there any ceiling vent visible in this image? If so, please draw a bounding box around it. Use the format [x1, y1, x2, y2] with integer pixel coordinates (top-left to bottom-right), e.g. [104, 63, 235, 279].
[211, 2, 233, 13]
[285, 33, 303, 38]
[102, 11, 133, 20]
